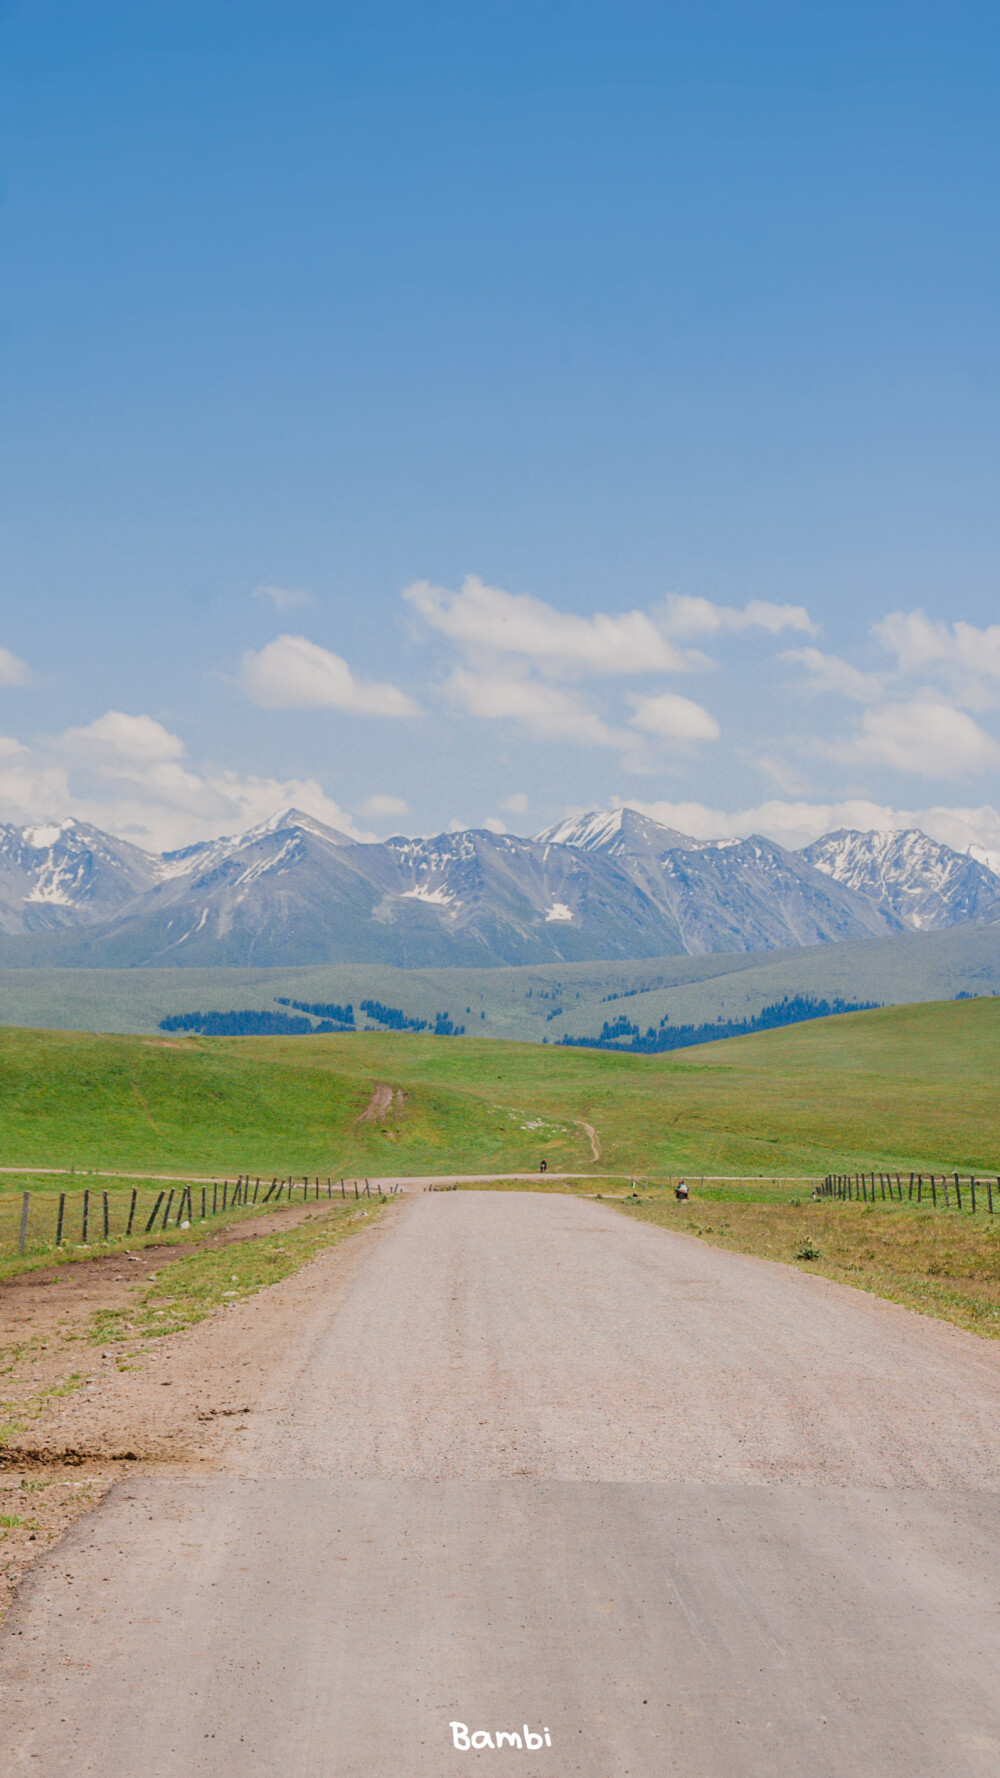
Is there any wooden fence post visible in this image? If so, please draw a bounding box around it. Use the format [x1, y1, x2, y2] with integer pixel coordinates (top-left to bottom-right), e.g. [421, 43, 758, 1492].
[18, 1191, 29, 1255]
[161, 1187, 175, 1230]
[56, 1191, 66, 1247]
[971, 1178, 977, 1214]
[954, 1173, 962, 1212]
[102, 1191, 110, 1239]
[145, 1191, 165, 1233]
[81, 1189, 90, 1244]
[931, 1177, 937, 1208]
[127, 1187, 138, 1235]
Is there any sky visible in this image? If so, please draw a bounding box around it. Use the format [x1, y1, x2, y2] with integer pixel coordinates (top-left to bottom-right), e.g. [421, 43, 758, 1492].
[2, 0, 999, 858]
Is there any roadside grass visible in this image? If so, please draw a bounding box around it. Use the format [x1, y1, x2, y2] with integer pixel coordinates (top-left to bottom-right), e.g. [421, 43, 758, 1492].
[454, 1176, 823, 1203]
[87, 1199, 385, 1345]
[614, 1194, 1000, 1339]
[0, 1183, 334, 1284]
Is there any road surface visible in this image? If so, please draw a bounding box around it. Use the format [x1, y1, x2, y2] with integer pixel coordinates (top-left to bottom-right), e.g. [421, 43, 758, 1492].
[4, 1189, 1000, 1775]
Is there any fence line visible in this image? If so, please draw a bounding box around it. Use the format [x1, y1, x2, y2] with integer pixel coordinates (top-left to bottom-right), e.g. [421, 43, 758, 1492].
[820, 1171, 997, 1213]
[3, 1175, 400, 1259]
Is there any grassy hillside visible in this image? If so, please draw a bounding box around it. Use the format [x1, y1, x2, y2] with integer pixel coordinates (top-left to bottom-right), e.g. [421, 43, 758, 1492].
[0, 998, 996, 1181]
[0, 919, 997, 1042]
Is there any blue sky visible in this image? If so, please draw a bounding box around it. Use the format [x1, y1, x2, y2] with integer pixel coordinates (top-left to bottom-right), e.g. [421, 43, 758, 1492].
[2, 1, 999, 857]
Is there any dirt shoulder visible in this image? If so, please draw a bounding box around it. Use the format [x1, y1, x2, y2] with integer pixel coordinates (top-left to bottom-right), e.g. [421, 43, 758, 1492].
[0, 1194, 397, 1621]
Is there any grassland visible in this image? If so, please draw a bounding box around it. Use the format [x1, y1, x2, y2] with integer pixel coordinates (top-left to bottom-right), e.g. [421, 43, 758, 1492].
[0, 916, 998, 1042]
[0, 996, 996, 1192]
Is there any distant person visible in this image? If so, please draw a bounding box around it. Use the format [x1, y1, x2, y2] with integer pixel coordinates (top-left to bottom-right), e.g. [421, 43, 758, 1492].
[539, 1159, 548, 1173]
[674, 1179, 689, 1201]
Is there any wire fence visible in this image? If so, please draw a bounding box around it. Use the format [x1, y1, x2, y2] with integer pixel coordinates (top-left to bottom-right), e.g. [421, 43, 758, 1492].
[821, 1171, 999, 1213]
[0, 1175, 400, 1260]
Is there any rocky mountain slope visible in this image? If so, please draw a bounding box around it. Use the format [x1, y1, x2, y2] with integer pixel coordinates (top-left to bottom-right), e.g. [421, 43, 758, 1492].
[536, 807, 902, 953]
[0, 807, 993, 969]
[0, 820, 160, 934]
[801, 827, 1000, 931]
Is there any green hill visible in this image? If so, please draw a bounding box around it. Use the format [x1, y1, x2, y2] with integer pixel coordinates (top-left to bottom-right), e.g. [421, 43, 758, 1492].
[0, 918, 997, 1045]
[0, 998, 996, 1182]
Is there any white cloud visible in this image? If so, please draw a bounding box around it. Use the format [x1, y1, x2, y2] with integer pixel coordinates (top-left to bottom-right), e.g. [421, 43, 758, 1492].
[627, 690, 720, 742]
[483, 816, 507, 834]
[406, 575, 691, 674]
[240, 635, 419, 716]
[0, 647, 34, 687]
[781, 646, 886, 702]
[445, 667, 635, 752]
[63, 710, 186, 765]
[660, 594, 818, 640]
[253, 583, 315, 611]
[612, 795, 1000, 859]
[0, 710, 374, 852]
[873, 609, 1000, 680]
[501, 792, 530, 814]
[360, 794, 409, 818]
[836, 699, 1000, 778]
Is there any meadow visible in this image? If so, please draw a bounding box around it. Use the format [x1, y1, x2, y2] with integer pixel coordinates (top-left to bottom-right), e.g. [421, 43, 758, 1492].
[0, 916, 998, 1043]
[0, 995, 996, 1185]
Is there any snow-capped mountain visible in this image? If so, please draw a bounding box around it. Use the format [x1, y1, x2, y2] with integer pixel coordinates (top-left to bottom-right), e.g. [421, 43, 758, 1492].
[537, 807, 701, 856]
[0, 806, 995, 967]
[6, 814, 688, 967]
[801, 828, 1000, 931]
[536, 808, 900, 954]
[0, 819, 160, 934]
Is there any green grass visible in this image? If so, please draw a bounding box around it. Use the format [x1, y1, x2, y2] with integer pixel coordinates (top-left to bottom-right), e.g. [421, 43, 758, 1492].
[0, 997, 997, 1189]
[1, 919, 998, 1043]
[0, 1178, 355, 1281]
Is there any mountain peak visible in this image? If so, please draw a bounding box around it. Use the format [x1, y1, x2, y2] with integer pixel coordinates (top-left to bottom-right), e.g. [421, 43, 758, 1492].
[801, 827, 1000, 931]
[535, 807, 700, 854]
[246, 807, 354, 844]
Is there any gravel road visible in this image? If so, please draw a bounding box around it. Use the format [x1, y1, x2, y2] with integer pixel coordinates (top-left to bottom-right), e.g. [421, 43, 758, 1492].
[4, 1189, 1000, 1775]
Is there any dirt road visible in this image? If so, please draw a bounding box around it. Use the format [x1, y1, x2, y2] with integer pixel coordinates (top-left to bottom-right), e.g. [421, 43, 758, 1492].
[4, 1190, 1000, 1775]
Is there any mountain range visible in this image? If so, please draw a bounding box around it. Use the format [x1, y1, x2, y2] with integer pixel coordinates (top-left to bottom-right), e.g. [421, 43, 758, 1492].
[0, 806, 997, 969]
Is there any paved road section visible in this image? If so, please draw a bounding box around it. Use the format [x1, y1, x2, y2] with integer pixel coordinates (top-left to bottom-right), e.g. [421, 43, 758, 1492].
[4, 1190, 1000, 1775]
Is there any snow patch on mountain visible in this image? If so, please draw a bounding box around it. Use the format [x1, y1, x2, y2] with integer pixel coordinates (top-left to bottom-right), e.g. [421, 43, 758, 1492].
[401, 884, 456, 907]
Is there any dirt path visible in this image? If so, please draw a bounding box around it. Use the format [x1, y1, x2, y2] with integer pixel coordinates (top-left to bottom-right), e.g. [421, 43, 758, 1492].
[3, 1191, 1000, 1775]
[576, 1118, 601, 1160]
[0, 1198, 392, 1614]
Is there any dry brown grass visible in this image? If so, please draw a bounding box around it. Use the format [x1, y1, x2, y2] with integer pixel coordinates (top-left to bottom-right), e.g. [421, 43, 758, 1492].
[617, 1194, 1000, 1338]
